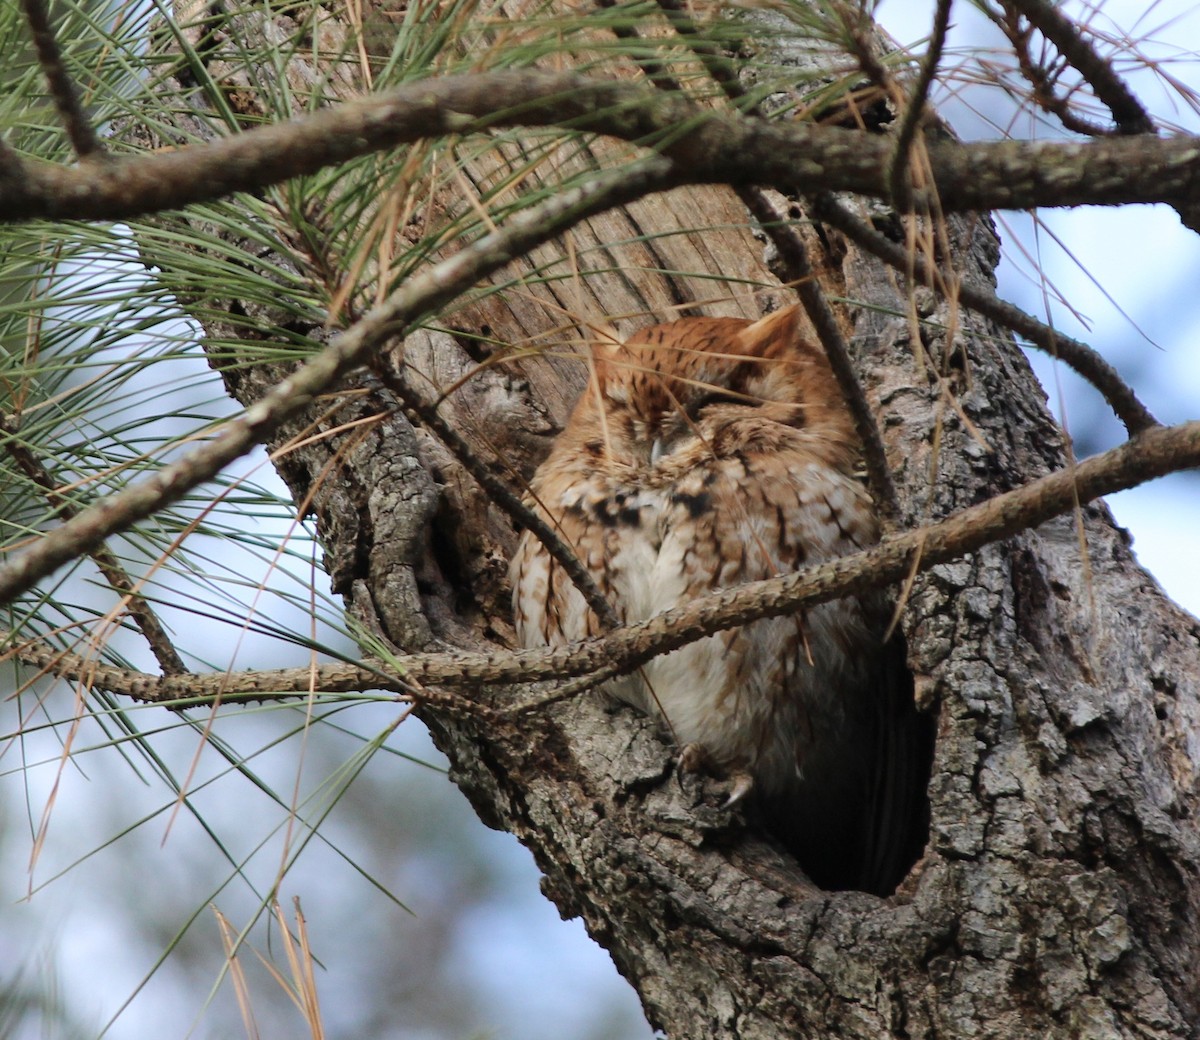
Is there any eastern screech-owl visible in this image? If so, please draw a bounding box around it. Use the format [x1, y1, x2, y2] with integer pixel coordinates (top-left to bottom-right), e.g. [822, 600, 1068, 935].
[510, 305, 930, 894]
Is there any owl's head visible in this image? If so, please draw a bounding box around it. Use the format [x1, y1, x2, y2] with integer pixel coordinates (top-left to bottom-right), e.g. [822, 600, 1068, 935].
[582, 305, 854, 465]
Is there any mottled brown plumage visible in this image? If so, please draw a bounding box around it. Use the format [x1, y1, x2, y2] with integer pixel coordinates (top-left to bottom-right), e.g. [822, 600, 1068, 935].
[510, 306, 930, 894]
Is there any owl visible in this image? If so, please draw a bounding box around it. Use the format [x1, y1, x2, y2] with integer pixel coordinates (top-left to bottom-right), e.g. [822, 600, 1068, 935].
[510, 305, 930, 895]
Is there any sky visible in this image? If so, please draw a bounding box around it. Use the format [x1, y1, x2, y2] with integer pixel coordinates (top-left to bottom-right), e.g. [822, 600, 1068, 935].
[3, 2, 1199, 1038]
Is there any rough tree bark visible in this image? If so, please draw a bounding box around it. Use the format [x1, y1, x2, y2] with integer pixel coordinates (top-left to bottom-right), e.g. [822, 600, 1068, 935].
[132, 1, 1200, 1037]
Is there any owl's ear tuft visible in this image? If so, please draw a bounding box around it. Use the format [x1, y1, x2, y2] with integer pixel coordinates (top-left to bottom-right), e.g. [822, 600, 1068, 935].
[588, 323, 623, 357]
[738, 305, 802, 357]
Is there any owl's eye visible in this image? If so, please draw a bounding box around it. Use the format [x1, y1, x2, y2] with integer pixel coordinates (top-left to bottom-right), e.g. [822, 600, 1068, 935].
[650, 389, 757, 462]
[686, 389, 754, 417]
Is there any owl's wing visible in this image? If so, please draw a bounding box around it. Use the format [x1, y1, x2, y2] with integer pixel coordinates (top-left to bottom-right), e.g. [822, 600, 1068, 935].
[663, 448, 932, 896]
[850, 635, 934, 896]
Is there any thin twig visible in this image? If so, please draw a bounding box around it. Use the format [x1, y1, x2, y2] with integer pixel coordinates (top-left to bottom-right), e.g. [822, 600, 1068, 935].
[0, 157, 685, 607]
[809, 193, 1158, 434]
[1, 415, 188, 674]
[642, 0, 899, 520]
[830, 1, 900, 102]
[888, 0, 953, 206]
[3, 634, 501, 720]
[649, 0, 747, 102]
[738, 187, 899, 522]
[13, 418, 1200, 706]
[1002, 11, 1118, 138]
[373, 360, 621, 631]
[19, 0, 106, 159]
[999, 0, 1155, 135]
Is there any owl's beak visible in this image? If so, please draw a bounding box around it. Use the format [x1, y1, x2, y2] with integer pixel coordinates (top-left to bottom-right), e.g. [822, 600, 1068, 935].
[650, 436, 666, 465]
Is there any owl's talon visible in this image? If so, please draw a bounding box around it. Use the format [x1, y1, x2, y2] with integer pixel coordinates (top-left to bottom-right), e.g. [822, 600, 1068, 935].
[677, 742, 709, 775]
[678, 745, 754, 809]
[723, 771, 755, 809]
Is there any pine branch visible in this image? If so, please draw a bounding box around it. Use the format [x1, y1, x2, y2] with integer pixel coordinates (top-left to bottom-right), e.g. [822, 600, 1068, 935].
[16, 419, 1200, 705]
[18, 0, 105, 159]
[3, 71, 1200, 223]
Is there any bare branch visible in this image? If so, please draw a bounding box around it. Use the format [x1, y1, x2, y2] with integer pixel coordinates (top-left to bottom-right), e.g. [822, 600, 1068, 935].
[738, 187, 899, 523]
[18, 0, 105, 159]
[2, 632, 501, 721]
[18, 419, 1200, 706]
[1002, 9, 1118, 138]
[0, 157, 684, 607]
[999, 0, 1156, 135]
[809, 193, 1159, 435]
[2, 71, 1199, 224]
[499, 417, 1200, 695]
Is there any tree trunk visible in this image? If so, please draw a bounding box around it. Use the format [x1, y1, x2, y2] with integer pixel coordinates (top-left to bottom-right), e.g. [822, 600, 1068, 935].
[142, 1, 1200, 1036]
